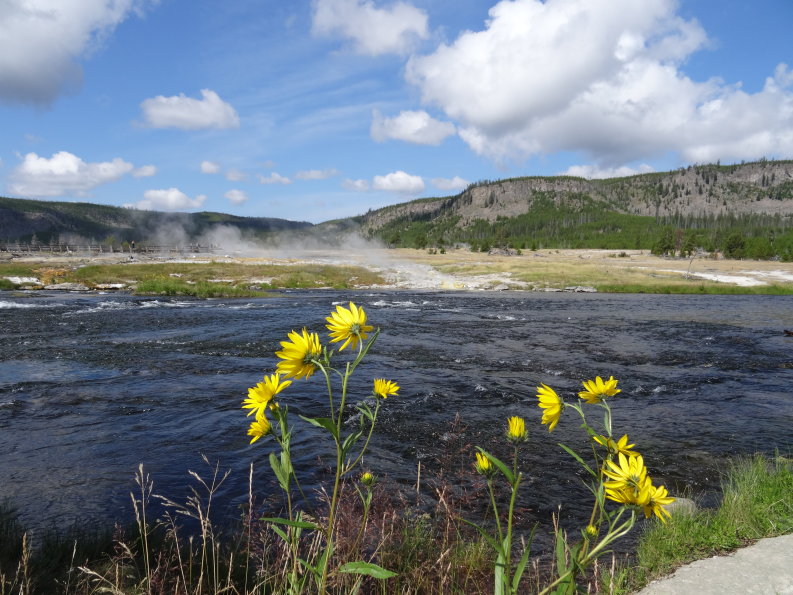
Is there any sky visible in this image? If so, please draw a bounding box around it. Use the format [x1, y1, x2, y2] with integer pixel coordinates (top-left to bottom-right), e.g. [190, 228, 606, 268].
[1, 0, 792, 224]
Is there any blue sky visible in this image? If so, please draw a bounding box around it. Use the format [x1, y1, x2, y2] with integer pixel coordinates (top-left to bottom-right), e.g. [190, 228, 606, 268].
[1, 0, 791, 224]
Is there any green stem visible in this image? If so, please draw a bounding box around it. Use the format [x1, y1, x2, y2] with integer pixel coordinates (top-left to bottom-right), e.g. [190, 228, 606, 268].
[345, 399, 381, 473]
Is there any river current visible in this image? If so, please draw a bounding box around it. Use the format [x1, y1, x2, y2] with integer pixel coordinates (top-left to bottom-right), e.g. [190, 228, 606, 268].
[1, 289, 792, 546]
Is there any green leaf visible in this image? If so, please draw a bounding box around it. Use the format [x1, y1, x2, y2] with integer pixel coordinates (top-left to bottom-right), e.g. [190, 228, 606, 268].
[558, 443, 597, 478]
[338, 561, 397, 579]
[460, 518, 503, 554]
[477, 447, 515, 484]
[341, 430, 363, 456]
[269, 525, 288, 543]
[512, 525, 537, 591]
[494, 550, 506, 595]
[269, 452, 289, 491]
[261, 517, 320, 531]
[300, 415, 339, 441]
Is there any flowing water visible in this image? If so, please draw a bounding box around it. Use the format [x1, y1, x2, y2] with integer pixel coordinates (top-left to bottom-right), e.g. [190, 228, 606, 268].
[1, 289, 792, 550]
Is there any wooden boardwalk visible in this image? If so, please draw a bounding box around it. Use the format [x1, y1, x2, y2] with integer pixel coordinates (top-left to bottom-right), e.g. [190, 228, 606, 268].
[0, 243, 215, 254]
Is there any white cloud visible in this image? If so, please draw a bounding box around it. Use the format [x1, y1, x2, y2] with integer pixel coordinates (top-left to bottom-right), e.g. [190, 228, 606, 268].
[295, 168, 340, 180]
[431, 176, 469, 192]
[225, 168, 246, 181]
[562, 164, 654, 179]
[405, 0, 793, 166]
[132, 164, 157, 178]
[258, 172, 291, 185]
[224, 189, 248, 205]
[140, 89, 240, 130]
[0, 0, 152, 106]
[371, 109, 456, 145]
[312, 0, 428, 56]
[133, 188, 206, 211]
[343, 178, 370, 191]
[200, 160, 220, 174]
[8, 150, 133, 197]
[372, 170, 424, 194]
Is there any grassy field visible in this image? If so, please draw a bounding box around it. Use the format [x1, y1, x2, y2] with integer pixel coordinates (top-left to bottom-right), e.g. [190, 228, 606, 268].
[2, 248, 793, 294]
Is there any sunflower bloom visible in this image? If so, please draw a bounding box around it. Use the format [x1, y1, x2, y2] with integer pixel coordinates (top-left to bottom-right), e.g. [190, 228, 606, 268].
[642, 483, 675, 523]
[276, 328, 322, 380]
[474, 452, 494, 476]
[603, 453, 649, 495]
[593, 434, 639, 457]
[506, 416, 528, 444]
[326, 302, 374, 351]
[242, 372, 291, 417]
[247, 412, 272, 444]
[578, 376, 621, 404]
[373, 378, 399, 399]
[536, 383, 564, 431]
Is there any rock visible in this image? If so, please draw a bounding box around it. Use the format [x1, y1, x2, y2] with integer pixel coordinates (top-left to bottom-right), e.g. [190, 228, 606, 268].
[4, 276, 41, 285]
[94, 283, 127, 290]
[492, 284, 510, 291]
[44, 282, 90, 291]
[564, 285, 597, 293]
[666, 496, 697, 516]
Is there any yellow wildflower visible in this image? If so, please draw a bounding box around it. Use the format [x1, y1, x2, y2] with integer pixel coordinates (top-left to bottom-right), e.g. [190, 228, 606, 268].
[474, 452, 494, 476]
[276, 328, 322, 380]
[536, 383, 564, 431]
[642, 483, 675, 523]
[242, 372, 291, 417]
[578, 376, 621, 404]
[247, 411, 271, 444]
[506, 416, 528, 444]
[326, 302, 374, 351]
[373, 378, 399, 399]
[593, 434, 639, 457]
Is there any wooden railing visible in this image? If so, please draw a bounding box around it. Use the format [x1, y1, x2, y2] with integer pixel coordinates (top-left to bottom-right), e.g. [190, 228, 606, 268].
[0, 243, 216, 254]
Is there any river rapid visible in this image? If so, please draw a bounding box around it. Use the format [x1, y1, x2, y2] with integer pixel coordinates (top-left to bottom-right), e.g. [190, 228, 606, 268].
[1, 289, 791, 549]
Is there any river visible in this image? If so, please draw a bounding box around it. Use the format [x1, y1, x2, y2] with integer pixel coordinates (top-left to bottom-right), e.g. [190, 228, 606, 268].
[1, 289, 791, 548]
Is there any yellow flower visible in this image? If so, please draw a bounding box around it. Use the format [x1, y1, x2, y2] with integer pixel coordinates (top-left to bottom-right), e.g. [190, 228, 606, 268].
[474, 452, 493, 475]
[506, 416, 528, 443]
[642, 483, 675, 523]
[276, 328, 322, 380]
[603, 453, 649, 494]
[585, 524, 598, 537]
[326, 302, 374, 351]
[536, 383, 564, 431]
[373, 378, 399, 399]
[578, 376, 621, 404]
[242, 372, 291, 417]
[247, 411, 271, 444]
[360, 471, 376, 487]
[593, 434, 639, 457]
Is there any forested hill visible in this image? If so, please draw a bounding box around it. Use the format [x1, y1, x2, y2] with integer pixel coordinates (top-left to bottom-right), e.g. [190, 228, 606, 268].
[0, 196, 312, 244]
[360, 160, 793, 259]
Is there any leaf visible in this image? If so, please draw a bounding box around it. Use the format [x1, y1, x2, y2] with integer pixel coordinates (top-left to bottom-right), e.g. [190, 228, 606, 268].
[269, 452, 289, 491]
[558, 443, 597, 478]
[476, 447, 515, 484]
[494, 550, 506, 595]
[341, 430, 363, 456]
[261, 517, 320, 531]
[300, 415, 339, 441]
[512, 524, 537, 591]
[338, 561, 397, 579]
[460, 518, 503, 554]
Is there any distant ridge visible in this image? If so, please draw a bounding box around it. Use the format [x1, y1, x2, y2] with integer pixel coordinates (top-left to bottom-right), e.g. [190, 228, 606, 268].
[0, 196, 312, 244]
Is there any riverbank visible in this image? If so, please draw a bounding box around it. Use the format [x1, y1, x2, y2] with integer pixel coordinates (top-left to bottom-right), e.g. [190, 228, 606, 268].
[2, 247, 793, 294]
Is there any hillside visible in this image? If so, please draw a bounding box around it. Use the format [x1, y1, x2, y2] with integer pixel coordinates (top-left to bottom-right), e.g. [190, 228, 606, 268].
[360, 160, 793, 259]
[0, 196, 312, 244]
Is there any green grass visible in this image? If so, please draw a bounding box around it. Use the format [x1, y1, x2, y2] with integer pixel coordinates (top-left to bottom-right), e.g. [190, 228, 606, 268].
[133, 278, 270, 298]
[594, 283, 793, 295]
[608, 454, 793, 593]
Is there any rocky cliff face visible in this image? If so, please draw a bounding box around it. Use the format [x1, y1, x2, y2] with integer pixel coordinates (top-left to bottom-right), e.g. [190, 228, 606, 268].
[361, 161, 793, 233]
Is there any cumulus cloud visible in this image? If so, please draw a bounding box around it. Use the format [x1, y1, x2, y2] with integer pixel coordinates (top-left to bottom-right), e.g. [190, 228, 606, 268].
[562, 163, 654, 179]
[405, 0, 793, 166]
[200, 160, 220, 174]
[371, 109, 456, 145]
[258, 172, 291, 185]
[140, 89, 239, 130]
[7, 150, 133, 197]
[225, 168, 246, 181]
[0, 0, 151, 106]
[133, 188, 206, 211]
[295, 168, 340, 180]
[224, 189, 248, 205]
[312, 0, 428, 56]
[132, 164, 157, 178]
[431, 176, 469, 192]
[343, 178, 370, 191]
[372, 170, 424, 194]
